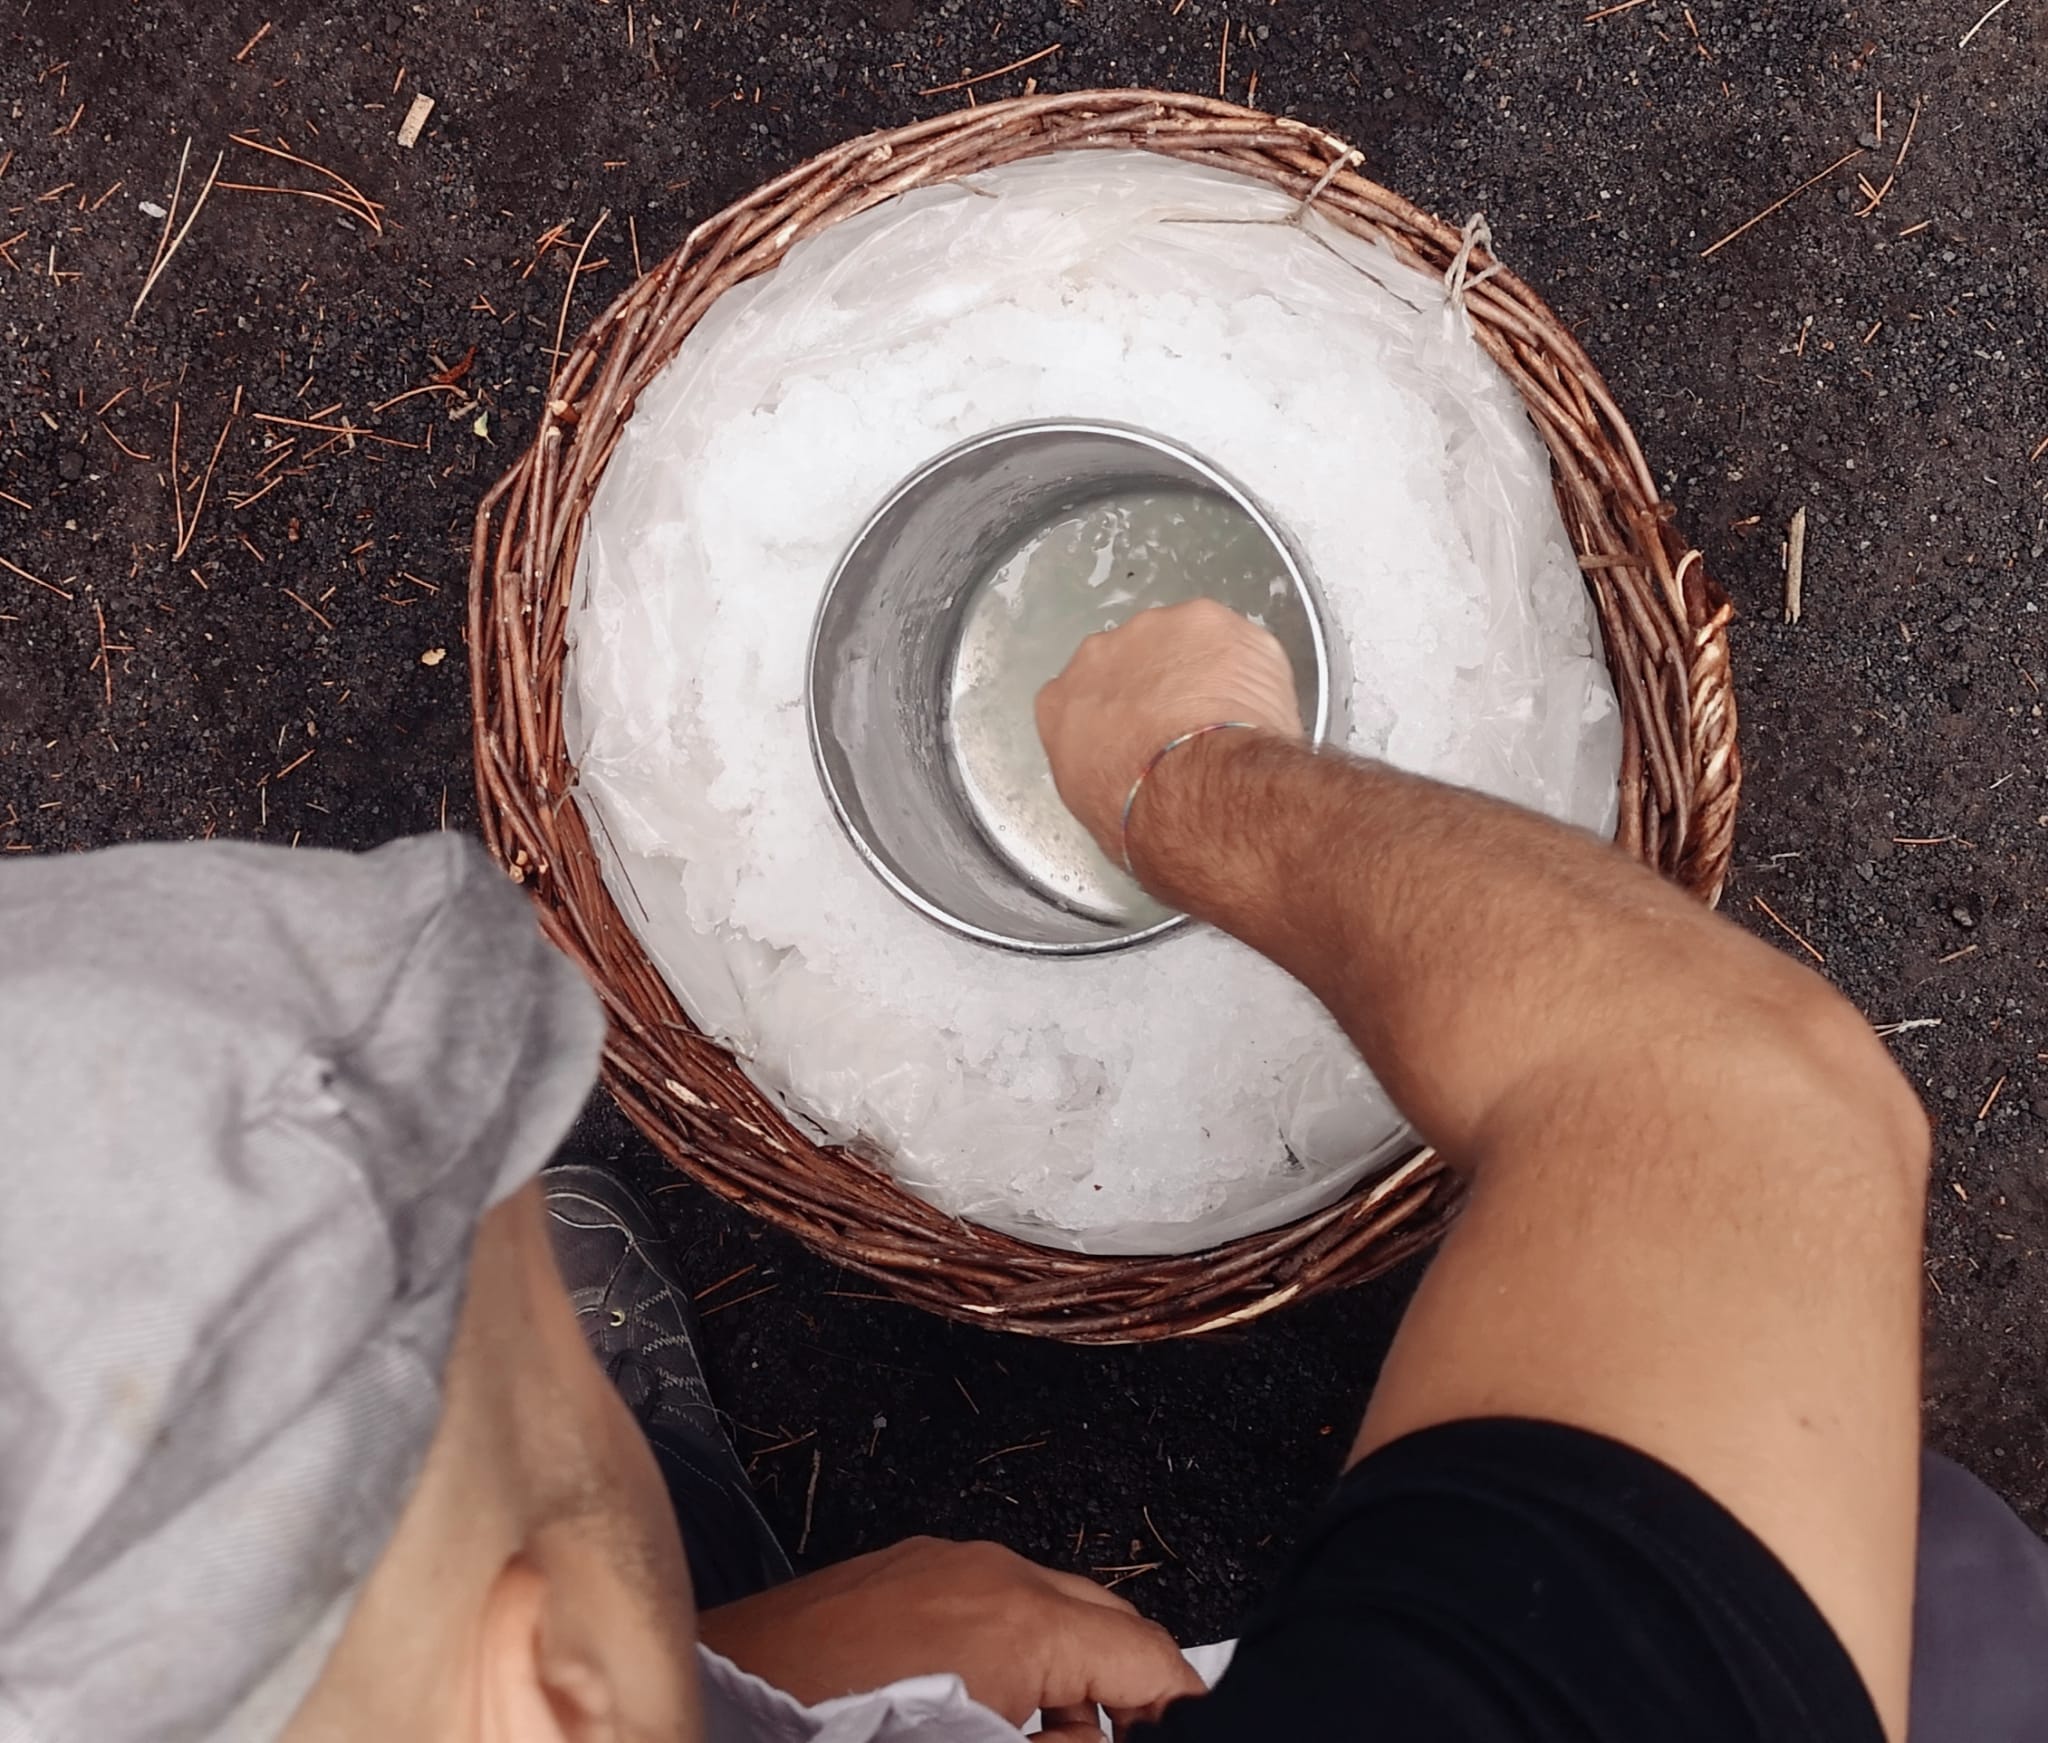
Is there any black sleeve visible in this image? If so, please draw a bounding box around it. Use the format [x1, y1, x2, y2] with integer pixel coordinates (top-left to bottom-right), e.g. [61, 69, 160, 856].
[1133, 1418, 1884, 1743]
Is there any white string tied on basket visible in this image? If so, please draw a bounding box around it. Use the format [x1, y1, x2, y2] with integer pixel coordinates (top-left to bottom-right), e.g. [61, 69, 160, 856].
[1293, 146, 1364, 225]
[1443, 212, 1503, 315]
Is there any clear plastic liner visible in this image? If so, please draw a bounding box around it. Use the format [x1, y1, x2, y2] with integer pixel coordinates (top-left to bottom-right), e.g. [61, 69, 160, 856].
[566, 152, 1621, 1255]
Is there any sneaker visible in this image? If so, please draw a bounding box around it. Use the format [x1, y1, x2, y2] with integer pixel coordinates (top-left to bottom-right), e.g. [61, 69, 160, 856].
[543, 1160, 731, 1444]
[542, 1160, 793, 1601]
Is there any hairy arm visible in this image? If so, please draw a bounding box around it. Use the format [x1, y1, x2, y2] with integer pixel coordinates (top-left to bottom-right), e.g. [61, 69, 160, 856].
[1038, 601, 1929, 1738]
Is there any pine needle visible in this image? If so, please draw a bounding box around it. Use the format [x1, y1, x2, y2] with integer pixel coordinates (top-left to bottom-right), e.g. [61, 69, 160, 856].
[134, 142, 224, 318]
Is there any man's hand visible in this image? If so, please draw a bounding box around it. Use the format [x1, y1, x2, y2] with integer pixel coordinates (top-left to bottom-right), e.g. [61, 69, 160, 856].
[1034, 599, 1303, 863]
[697, 1537, 1204, 1738]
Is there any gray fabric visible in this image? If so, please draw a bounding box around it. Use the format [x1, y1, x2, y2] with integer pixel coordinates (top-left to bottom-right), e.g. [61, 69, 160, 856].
[0, 835, 604, 1743]
[1912, 1450, 2048, 1742]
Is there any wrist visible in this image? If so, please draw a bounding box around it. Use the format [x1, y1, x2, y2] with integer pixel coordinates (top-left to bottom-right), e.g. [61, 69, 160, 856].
[1115, 721, 1262, 874]
[1122, 726, 1303, 921]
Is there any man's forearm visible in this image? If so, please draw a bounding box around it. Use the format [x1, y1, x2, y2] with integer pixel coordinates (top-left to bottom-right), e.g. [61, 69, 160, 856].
[1128, 730, 1918, 1167]
[1132, 727, 1929, 1736]
[1040, 603, 1928, 1738]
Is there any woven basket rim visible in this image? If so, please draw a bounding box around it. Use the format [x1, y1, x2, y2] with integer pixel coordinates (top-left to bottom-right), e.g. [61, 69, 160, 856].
[469, 89, 1741, 1343]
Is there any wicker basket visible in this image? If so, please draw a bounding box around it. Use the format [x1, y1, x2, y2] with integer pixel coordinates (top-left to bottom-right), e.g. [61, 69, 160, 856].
[469, 90, 1740, 1344]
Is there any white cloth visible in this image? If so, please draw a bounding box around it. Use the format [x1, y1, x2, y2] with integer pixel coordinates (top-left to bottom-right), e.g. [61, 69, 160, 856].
[695, 1641, 1238, 1740]
[697, 1647, 1025, 1742]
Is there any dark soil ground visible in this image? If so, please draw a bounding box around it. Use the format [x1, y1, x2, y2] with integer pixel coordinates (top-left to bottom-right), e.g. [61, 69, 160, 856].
[4, 0, 2042, 1648]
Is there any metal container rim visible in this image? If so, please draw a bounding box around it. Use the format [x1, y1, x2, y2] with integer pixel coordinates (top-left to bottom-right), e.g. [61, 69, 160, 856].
[803, 417, 1336, 956]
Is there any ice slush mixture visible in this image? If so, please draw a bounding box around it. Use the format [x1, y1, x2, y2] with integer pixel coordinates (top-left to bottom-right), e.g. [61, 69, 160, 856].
[946, 488, 1290, 929]
[565, 150, 1624, 1251]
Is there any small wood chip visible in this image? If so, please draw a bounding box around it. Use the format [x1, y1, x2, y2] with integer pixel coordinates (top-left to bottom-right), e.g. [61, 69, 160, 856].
[420, 646, 446, 666]
[397, 93, 435, 149]
[1783, 505, 1807, 624]
[799, 1447, 822, 1555]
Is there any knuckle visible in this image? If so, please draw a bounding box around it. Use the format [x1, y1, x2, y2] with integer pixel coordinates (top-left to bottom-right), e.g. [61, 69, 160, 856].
[1072, 628, 1114, 663]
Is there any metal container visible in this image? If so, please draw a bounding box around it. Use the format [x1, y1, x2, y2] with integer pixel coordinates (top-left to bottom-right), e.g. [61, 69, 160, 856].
[806, 421, 1337, 955]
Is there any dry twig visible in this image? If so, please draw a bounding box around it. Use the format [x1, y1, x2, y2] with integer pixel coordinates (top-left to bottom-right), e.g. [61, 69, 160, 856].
[216, 181, 380, 225]
[918, 43, 1063, 97]
[233, 22, 273, 62]
[692, 1263, 759, 1302]
[134, 140, 224, 318]
[799, 1448, 822, 1555]
[1856, 95, 1921, 216]
[166, 403, 184, 546]
[88, 599, 130, 705]
[1752, 895, 1825, 965]
[1, 553, 71, 598]
[1143, 1506, 1178, 1560]
[251, 410, 417, 448]
[521, 221, 569, 280]
[227, 134, 383, 232]
[229, 474, 289, 512]
[1891, 97, 1923, 168]
[699, 1282, 777, 1316]
[548, 210, 611, 401]
[171, 387, 242, 561]
[1701, 147, 1862, 259]
[1959, 0, 2015, 48]
[101, 421, 152, 462]
[281, 587, 334, 631]
[370, 382, 465, 414]
[974, 1437, 1050, 1466]
[1092, 1561, 1163, 1590]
